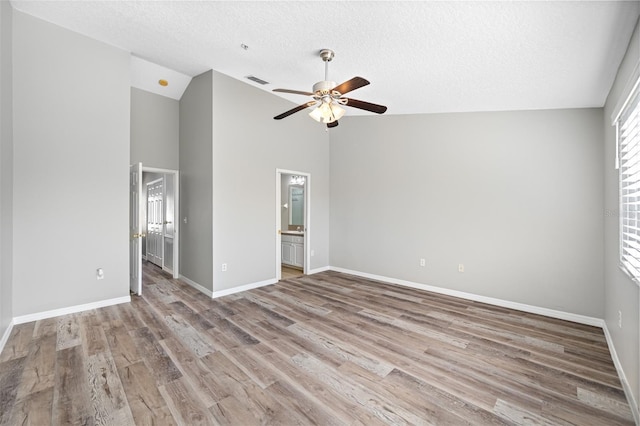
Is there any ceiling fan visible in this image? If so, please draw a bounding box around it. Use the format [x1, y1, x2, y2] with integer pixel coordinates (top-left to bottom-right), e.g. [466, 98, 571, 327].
[273, 49, 387, 128]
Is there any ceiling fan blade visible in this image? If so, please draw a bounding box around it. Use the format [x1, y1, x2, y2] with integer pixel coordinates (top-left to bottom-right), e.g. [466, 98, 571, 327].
[327, 121, 339, 128]
[273, 101, 316, 120]
[343, 98, 387, 114]
[331, 77, 370, 95]
[273, 88, 315, 96]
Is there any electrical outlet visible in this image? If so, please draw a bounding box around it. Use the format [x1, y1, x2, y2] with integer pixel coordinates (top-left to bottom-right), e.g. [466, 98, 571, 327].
[618, 310, 622, 328]
[458, 264, 464, 273]
[420, 258, 426, 267]
[221, 263, 227, 272]
[96, 268, 104, 280]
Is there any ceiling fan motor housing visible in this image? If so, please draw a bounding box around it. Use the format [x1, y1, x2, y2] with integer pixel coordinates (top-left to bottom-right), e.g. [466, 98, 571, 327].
[313, 80, 337, 96]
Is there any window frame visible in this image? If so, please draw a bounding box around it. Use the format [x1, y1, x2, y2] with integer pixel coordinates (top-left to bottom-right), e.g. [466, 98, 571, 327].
[617, 76, 640, 284]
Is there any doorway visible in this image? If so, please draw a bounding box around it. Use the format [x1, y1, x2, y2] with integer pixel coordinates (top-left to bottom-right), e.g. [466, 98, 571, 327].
[275, 169, 310, 281]
[142, 167, 179, 278]
[129, 165, 179, 296]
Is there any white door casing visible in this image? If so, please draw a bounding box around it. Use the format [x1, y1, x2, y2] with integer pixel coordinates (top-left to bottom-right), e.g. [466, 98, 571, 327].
[275, 169, 311, 281]
[143, 167, 180, 279]
[129, 162, 143, 295]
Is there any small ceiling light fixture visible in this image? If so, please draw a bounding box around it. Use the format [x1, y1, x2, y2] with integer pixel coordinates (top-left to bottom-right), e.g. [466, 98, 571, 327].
[290, 175, 305, 185]
[308, 95, 345, 124]
[158, 79, 169, 87]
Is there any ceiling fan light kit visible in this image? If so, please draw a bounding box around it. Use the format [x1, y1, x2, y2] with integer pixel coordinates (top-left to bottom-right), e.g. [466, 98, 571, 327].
[273, 49, 387, 128]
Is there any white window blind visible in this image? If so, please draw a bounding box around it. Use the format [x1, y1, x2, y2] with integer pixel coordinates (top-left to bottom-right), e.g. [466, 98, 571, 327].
[619, 85, 640, 281]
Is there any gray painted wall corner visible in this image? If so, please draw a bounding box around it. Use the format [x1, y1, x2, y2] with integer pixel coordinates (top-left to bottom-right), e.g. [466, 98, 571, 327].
[179, 70, 214, 291]
[211, 70, 330, 291]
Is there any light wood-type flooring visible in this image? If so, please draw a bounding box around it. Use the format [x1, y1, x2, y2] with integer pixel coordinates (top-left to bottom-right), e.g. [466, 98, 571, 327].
[282, 265, 304, 280]
[0, 261, 634, 425]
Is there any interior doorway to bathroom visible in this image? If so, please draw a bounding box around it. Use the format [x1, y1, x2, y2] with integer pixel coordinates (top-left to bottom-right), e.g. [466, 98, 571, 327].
[275, 169, 310, 281]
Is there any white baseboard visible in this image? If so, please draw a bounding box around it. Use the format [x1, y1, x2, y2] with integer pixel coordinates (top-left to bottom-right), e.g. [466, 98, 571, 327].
[179, 275, 278, 299]
[329, 267, 603, 327]
[602, 323, 640, 425]
[212, 278, 276, 299]
[308, 266, 331, 275]
[0, 319, 15, 356]
[179, 275, 213, 298]
[12, 295, 131, 325]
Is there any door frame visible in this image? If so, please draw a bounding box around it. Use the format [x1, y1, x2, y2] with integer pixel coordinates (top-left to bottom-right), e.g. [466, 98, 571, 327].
[275, 168, 311, 281]
[143, 166, 180, 279]
[130, 162, 143, 295]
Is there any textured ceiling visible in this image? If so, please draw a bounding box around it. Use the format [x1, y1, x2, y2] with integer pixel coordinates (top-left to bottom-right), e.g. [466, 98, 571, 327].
[11, 1, 640, 115]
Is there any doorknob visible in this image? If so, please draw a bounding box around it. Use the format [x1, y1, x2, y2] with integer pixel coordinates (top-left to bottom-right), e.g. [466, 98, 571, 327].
[132, 233, 146, 239]
[163, 221, 172, 225]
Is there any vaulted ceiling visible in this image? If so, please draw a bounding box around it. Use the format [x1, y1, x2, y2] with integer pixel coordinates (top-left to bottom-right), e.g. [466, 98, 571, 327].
[11, 1, 640, 115]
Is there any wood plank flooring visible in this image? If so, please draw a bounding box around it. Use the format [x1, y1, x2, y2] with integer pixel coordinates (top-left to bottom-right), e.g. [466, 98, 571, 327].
[0, 262, 634, 425]
[282, 266, 304, 280]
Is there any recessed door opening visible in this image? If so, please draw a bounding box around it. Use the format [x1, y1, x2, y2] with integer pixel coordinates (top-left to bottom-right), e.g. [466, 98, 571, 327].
[275, 169, 311, 281]
[129, 164, 180, 296]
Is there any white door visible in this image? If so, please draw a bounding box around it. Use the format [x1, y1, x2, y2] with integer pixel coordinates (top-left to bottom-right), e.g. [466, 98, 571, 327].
[130, 163, 143, 295]
[146, 178, 164, 267]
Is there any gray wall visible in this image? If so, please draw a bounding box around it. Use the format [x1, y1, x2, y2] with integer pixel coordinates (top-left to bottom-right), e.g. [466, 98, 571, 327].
[179, 71, 214, 290]
[0, 1, 13, 339]
[131, 87, 179, 170]
[211, 71, 330, 291]
[12, 12, 130, 316]
[604, 17, 640, 415]
[331, 108, 604, 317]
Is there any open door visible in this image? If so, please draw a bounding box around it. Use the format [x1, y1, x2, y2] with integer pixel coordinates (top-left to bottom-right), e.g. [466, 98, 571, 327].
[130, 162, 143, 295]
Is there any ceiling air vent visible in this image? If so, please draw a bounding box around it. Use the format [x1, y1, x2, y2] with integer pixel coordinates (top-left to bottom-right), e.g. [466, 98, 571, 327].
[246, 75, 269, 85]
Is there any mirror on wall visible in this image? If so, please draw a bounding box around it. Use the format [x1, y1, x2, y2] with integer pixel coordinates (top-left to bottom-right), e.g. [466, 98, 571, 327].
[289, 186, 304, 227]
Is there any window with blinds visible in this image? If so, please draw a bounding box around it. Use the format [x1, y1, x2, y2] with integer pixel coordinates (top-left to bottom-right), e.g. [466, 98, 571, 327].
[618, 85, 640, 281]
